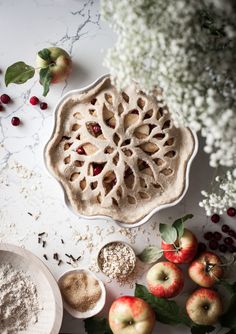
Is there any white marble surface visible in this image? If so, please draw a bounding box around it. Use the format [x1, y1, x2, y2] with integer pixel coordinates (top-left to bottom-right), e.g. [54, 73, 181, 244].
[0, 1, 233, 333]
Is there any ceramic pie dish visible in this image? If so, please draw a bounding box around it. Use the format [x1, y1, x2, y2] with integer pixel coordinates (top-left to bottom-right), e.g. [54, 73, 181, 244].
[44, 74, 198, 227]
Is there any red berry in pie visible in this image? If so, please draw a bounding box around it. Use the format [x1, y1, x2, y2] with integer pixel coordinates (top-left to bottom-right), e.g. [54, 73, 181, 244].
[1, 94, 11, 104]
[93, 165, 103, 176]
[76, 146, 85, 155]
[40, 102, 48, 110]
[92, 124, 101, 135]
[30, 96, 39, 105]
[11, 117, 20, 126]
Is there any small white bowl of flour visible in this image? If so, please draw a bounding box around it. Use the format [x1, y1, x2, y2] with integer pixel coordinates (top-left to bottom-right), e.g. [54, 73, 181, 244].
[0, 243, 63, 334]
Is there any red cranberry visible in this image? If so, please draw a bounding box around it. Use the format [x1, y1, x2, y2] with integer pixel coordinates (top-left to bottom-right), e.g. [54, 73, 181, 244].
[213, 231, 222, 241]
[224, 237, 234, 245]
[228, 245, 236, 253]
[219, 244, 228, 253]
[40, 102, 48, 110]
[0, 94, 11, 104]
[211, 214, 220, 223]
[204, 232, 213, 240]
[228, 230, 235, 237]
[227, 207, 236, 217]
[209, 240, 219, 250]
[198, 242, 207, 253]
[93, 165, 103, 176]
[76, 146, 85, 155]
[92, 124, 101, 135]
[11, 117, 20, 126]
[222, 225, 230, 233]
[30, 96, 39, 105]
[0, 104, 4, 112]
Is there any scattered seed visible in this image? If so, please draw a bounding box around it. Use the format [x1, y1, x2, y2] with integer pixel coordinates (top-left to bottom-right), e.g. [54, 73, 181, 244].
[65, 253, 71, 259]
[58, 260, 62, 266]
[38, 237, 41, 244]
[38, 232, 45, 237]
[27, 212, 33, 216]
[76, 256, 81, 261]
[66, 261, 72, 265]
[53, 253, 59, 260]
[43, 254, 48, 260]
[61, 239, 64, 244]
[42, 241, 46, 248]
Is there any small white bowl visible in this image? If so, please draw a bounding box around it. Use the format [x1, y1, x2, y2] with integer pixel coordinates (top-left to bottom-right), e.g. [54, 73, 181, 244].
[0, 243, 63, 334]
[58, 268, 106, 319]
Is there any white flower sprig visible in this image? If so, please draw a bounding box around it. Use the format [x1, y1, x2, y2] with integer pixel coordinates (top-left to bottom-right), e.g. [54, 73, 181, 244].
[101, 0, 236, 215]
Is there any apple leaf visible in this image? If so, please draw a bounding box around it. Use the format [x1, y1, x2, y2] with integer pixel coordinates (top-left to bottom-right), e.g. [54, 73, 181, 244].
[191, 325, 215, 334]
[39, 67, 51, 96]
[135, 284, 184, 325]
[137, 246, 163, 264]
[159, 223, 177, 244]
[172, 214, 193, 239]
[5, 61, 35, 86]
[84, 317, 112, 334]
[38, 48, 51, 61]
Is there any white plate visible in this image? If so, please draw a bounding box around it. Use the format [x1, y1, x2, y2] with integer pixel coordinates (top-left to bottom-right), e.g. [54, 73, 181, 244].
[0, 243, 63, 334]
[44, 74, 198, 228]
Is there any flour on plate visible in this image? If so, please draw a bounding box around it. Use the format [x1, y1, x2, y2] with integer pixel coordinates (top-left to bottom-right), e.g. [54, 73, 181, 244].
[0, 264, 40, 333]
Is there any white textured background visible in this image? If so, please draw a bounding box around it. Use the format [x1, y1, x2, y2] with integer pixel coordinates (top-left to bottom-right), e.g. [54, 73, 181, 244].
[0, 1, 232, 333]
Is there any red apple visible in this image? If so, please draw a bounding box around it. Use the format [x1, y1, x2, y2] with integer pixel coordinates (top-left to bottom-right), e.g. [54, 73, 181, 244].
[146, 261, 184, 298]
[109, 296, 156, 334]
[188, 251, 224, 288]
[186, 288, 223, 325]
[162, 228, 198, 264]
[36, 47, 72, 83]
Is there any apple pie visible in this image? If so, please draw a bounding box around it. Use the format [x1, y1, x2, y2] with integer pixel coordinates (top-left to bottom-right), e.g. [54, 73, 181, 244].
[45, 76, 195, 224]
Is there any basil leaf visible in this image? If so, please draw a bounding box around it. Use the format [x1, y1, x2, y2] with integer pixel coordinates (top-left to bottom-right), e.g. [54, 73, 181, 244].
[84, 317, 112, 334]
[159, 223, 177, 244]
[38, 48, 51, 61]
[39, 67, 51, 96]
[138, 246, 163, 264]
[191, 325, 215, 334]
[135, 284, 183, 325]
[173, 214, 193, 239]
[5, 61, 35, 86]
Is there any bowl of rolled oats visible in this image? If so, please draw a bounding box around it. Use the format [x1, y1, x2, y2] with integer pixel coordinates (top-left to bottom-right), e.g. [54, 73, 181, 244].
[97, 241, 136, 282]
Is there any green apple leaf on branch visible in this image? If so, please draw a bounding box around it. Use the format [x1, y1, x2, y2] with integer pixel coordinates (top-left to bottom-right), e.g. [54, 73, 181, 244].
[137, 246, 163, 264]
[39, 67, 52, 97]
[84, 317, 112, 334]
[5, 62, 35, 86]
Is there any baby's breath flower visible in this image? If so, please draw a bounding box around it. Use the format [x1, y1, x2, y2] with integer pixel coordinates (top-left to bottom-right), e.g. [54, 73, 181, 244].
[101, 0, 236, 214]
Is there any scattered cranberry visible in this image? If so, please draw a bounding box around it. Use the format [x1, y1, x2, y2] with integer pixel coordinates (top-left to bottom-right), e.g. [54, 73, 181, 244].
[222, 224, 230, 233]
[213, 231, 222, 241]
[40, 102, 48, 110]
[76, 146, 85, 155]
[11, 117, 20, 126]
[198, 242, 207, 253]
[227, 207, 236, 217]
[219, 244, 228, 253]
[30, 96, 39, 105]
[93, 165, 103, 176]
[224, 237, 234, 246]
[209, 240, 219, 250]
[204, 232, 213, 240]
[0, 104, 4, 112]
[92, 124, 101, 135]
[229, 230, 236, 238]
[211, 214, 220, 223]
[228, 245, 236, 253]
[0, 94, 11, 104]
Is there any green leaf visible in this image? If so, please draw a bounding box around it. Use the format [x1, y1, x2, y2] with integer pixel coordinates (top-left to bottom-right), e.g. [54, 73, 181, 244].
[191, 325, 215, 334]
[39, 67, 51, 96]
[38, 48, 51, 61]
[220, 294, 236, 328]
[84, 317, 112, 334]
[5, 61, 35, 86]
[137, 246, 163, 264]
[159, 223, 177, 244]
[135, 284, 184, 325]
[172, 214, 193, 239]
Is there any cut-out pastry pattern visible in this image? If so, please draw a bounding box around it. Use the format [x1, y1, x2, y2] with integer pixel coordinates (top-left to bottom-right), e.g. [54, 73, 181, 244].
[46, 77, 195, 224]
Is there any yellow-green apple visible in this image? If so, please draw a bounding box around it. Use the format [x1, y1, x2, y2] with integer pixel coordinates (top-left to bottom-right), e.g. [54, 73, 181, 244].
[186, 288, 223, 325]
[188, 251, 223, 288]
[36, 47, 72, 83]
[146, 262, 184, 298]
[162, 228, 198, 264]
[109, 296, 156, 334]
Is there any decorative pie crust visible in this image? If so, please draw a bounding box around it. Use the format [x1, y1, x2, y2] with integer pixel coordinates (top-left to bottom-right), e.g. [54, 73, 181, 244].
[45, 76, 195, 224]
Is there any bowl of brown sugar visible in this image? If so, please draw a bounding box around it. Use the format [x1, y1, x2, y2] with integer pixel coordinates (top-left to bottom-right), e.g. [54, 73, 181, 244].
[58, 268, 106, 319]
